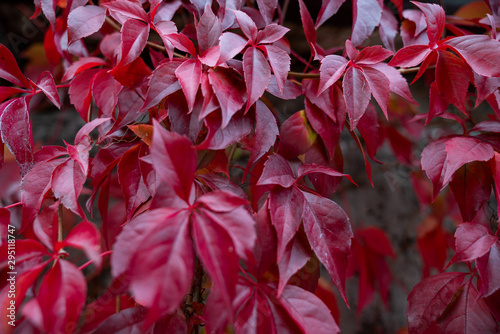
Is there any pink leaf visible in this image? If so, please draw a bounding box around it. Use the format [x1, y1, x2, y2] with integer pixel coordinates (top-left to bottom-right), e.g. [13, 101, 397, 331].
[362, 66, 391, 118]
[0, 44, 30, 88]
[351, 0, 382, 46]
[370, 62, 417, 105]
[243, 47, 271, 111]
[62, 57, 108, 82]
[256, 0, 278, 25]
[264, 45, 290, 95]
[445, 35, 500, 77]
[318, 55, 349, 95]
[197, 6, 222, 55]
[218, 32, 248, 64]
[0, 97, 34, 176]
[151, 120, 196, 202]
[117, 19, 150, 67]
[412, 1, 445, 45]
[379, 6, 398, 52]
[343, 66, 370, 129]
[302, 192, 352, 304]
[102, 1, 149, 24]
[175, 59, 202, 112]
[68, 5, 106, 45]
[256, 24, 290, 44]
[36, 71, 60, 109]
[449, 223, 497, 265]
[233, 10, 258, 41]
[51, 158, 86, 218]
[407, 271, 467, 334]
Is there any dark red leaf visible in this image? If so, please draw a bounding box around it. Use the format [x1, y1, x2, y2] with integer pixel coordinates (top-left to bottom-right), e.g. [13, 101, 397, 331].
[277, 231, 311, 295]
[69, 68, 100, 121]
[248, 100, 279, 166]
[407, 271, 466, 334]
[243, 47, 271, 111]
[362, 66, 391, 118]
[263, 45, 290, 96]
[298, 0, 318, 59]
[302, 192, 352, 304]
[62, 57, 108, 82]
[0, 96, 34, 176]
[257, 153, 296, 188]
[197, 111, 253, 150]
[67, 5, 106, 45]
[208, 67, 246, 128]
[109, 57, 152, 88]
[476, 241, 500, 297]
[151, 120, 196, 202]
[197, 6, 222, 55]
[315, 0, 346, 29]
[448, 222, 497, 266]
[343, 66, 370, 129]
[437, 279, 498, 333]
[143, 59, 182, 110]
[278, 110, 317, 159]
[90, 70, 122, 118]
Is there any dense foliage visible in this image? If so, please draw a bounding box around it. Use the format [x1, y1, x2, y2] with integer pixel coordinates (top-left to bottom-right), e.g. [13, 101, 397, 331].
[0, 0, 499, 332]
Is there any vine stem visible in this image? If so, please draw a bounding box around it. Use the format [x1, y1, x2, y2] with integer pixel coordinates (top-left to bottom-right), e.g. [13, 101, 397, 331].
[58, 204, 63, 243]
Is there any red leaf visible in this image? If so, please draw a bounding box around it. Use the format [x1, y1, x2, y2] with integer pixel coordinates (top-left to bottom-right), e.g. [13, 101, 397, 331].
[302, 192, 352, 304]
[151, 121, 196, 202]
[343, 66, 370, 129]
[243, 47, 271, 111]
[208, 67, 246, 128]
[116, 19, 150, 67]
[197, 111, 252, 150]
[256, 0, 278, 25]
[370, 63, 417, 105]
[407, 271, 466, 334]
[28, 260, 87, 333]
[298, 0, 318, 59]
[110, 56, 152, 88]
[111, 87, 147, 133]
[51, 158, 86, 218]
[437, 279, 497, 333]
[233, 10, 258, 41]
[490, 151, 500, 217]
[90, 70, 122, 118]
[379, 6, 398, 52]
[67, 5, 106, 45]
[297, 163, 355, 185]
[175, 59, 202, 112]
[448, 222, 497, 266]
[257, 153, 296, 188]
[264, 45, 290, 95]
[357, 103, 380, 161]
[476, 241, 500, 297]
[389, 44, 431, 68]
[449, 161, 492, 222]
[412, 1, 445, 45]
[435, 50, 471, 114]
[0, 239, 49, 269]
[0, 86, 28, 103]
[69, 68, 100, 121]
[446, 35, 500, 77]
[63, 220, 101, 269]
[0, 96, 34, 176]
[354, 45, 393, 65]
[318, 55, 349, 95]
[351, 0, 382, 46]
[118, 145, 150, 220]
[385, 126, 413, 165]
[36, 71, 60, 109]
[143, 59, 182, 110]
[0, 44, 30, 88]
[269, 187, 305, 262]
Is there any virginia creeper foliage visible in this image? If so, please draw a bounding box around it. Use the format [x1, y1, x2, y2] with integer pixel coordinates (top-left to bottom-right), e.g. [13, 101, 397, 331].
[0, 0, 499, 333]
